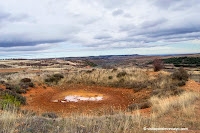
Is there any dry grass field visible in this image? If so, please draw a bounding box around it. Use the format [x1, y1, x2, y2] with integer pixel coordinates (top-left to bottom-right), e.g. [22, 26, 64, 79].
[0, 58, 199, 132]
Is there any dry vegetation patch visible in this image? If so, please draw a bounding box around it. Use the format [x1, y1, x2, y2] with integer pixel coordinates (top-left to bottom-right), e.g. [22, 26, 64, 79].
[0, 61, 200, 132]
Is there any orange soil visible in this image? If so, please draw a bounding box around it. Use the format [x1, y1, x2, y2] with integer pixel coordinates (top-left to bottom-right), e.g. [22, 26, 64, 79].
[1, 78, 198, 117]
[21, 83, 151, 116]
[0, 85, 6, 90]
[181, 80, 200, 92]
[28, 70, 41, 73]
[0, 68, 27, 72]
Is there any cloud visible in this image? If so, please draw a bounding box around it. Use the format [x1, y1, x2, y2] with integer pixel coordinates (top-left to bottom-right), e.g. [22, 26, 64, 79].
[0, 0, 199, 58]
[0, 37, 65, 47]
[0, 9, 29, 23]
[112, 9, 124, 16]
[0, 43, 57, 52]
[0, 11, 10, 22]
[94, 34, 112, 40]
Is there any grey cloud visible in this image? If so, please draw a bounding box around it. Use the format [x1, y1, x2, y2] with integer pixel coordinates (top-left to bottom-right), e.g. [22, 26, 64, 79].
[0, 11, 11, 22]
[7, 14, 29, 22]
[120, 24, 136, 31]
[0, 39, 65, 47]
[0, 43, 56, 52]
[99, 0, 130, 9]
[153, 0, 180, 9]
[0, 0, 200, 58]
[153, 0, 200, 10]
[141, 18, 167, 29]
[94, 34, 112, 40]
[0, 10, 29, 23]
[123, 13, 132, 18]
[112, 9, 124, 16]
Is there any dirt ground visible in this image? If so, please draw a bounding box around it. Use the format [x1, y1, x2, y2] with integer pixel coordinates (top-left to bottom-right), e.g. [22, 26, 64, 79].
[21, 83, 151, 116]
[20, 79, 200, 116]
[181, 80, 200, 92]
[0, 68, 27, 72]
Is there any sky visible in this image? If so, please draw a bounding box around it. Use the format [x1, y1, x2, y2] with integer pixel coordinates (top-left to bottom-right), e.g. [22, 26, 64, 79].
[0, 0, 200, 59]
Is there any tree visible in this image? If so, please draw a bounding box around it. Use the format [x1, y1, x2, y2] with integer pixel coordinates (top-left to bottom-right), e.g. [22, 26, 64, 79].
[153, 59, 164, 72]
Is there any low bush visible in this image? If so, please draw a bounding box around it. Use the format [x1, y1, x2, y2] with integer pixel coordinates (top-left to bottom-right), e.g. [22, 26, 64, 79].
[45, 73, 64, 84]
[172, 67, 189, 81]
[151, 88, 185, 97]
[112, 68, 118, 72]
[116, 71, 127, 78]
[6, 84, 27, 94]
[53, 73, 64, 79]
[128, 102, 151, 111]
[0, 94, 21, 110]
[1, 90, 26, 105]
[177, 80, 186, 86]
[21, 78, 31, 83]
[108, 76, 113, 80]
[20, 78, 35, 88]
[86, 70, 93, 73]
[84, 60, 98, 67]
[42, 112, 58, 119]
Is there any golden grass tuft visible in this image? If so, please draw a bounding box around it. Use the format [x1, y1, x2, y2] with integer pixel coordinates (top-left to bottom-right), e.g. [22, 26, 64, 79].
[150, 91, 199, 117]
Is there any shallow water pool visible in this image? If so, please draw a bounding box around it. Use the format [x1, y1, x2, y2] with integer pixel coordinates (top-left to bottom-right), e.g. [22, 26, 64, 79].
[53, 95, 103, 103]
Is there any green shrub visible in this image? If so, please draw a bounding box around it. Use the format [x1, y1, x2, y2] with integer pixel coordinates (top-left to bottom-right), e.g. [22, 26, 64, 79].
[0, 94, 21, 110]
[1, 90, 26, 105]
[15, 93, 26, 105]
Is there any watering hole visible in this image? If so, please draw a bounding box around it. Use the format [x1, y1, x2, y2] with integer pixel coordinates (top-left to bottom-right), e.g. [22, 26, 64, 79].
[51, 90, 105, 103]
[52, 95, 103, 102]
[22, 84, 151, 115]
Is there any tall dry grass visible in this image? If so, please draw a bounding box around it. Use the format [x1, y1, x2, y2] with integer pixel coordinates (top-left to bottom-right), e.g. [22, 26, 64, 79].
[0, 110, 152, 133]
[0, 91, 199, 133]
[150, 91, 199, 117]
[62, 67, 171, 89]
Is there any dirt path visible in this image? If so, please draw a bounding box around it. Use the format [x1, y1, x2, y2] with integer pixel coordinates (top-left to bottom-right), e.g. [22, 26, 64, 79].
[0, 68, 27, 72]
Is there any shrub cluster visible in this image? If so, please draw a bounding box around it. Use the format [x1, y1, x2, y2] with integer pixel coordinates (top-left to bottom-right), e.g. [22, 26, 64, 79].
[0, 88, 26, 110]
[20, 78, 35, 89]
[116, 71, 127, 78]
[84, 60, 98, 67]
[0, 93, 21, 110]
[163, 57, 200, 66]
[1, 89, 26, 105]
[172, 67, 189, 81]
[45, 73, 64, 84]
[6, 84, 27, 94]
[172, 67, 189, 86]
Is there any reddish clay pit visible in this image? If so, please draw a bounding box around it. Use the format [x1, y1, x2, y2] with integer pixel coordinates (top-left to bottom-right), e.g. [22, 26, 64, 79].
[22, 84, 152, 115]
